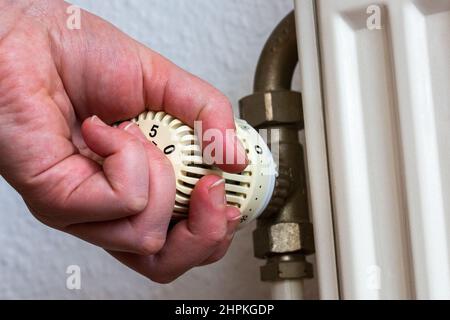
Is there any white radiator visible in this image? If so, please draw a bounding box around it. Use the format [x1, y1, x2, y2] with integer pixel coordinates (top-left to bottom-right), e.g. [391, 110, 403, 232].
[295, 0, 450, 299]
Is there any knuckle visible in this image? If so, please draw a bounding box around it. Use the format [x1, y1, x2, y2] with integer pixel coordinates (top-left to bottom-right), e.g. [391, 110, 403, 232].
[121, 194, 148, 214]
[137, 234, 166, 256]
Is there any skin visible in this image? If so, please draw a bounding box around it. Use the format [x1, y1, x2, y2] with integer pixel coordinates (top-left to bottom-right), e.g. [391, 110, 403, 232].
[0, 0, 247, 283]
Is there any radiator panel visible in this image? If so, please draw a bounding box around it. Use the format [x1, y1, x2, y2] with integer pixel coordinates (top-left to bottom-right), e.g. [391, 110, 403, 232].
[296, 0, 450, 299]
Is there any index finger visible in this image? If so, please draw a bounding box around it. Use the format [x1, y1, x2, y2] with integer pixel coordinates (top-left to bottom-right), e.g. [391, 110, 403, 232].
[51, 4, 247, 173]
[137, 45, 248, 173]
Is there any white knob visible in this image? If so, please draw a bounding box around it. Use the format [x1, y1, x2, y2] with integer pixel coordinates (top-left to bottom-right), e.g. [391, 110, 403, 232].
[130, 111, 277, 227]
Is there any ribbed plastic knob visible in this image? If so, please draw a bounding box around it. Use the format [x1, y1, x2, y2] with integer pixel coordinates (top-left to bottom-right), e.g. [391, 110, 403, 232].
[130, 111, 277, 227]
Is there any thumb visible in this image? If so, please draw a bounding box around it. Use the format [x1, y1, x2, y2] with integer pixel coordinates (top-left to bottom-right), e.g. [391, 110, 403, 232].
[80, 115, 150, 213]
[49, 115, 151, 224]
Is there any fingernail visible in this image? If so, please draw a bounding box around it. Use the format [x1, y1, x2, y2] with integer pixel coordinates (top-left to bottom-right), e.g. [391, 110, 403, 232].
[208, 178, 226, 207]
[227, 209, 242, 222]
[91, 115, 106, 126]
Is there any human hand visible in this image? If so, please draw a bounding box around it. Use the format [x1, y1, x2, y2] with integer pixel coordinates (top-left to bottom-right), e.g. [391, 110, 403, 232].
[0, 0, 246, 283]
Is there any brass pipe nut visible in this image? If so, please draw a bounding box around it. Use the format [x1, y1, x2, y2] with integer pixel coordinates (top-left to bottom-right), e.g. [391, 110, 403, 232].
[261, 256, 313, 281]
[239, 91, 303, 128]
[253, 222, 315, 258]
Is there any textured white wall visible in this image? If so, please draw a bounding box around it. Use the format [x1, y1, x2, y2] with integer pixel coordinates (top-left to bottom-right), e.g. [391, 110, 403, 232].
[0, 0, 295, 299]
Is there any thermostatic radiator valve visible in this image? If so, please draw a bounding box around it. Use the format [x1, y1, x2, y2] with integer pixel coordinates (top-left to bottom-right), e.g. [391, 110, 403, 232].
[124, 111, 278, 227]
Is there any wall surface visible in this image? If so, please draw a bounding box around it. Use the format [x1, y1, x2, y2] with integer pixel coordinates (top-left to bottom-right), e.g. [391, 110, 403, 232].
[0, 0, 295, 299]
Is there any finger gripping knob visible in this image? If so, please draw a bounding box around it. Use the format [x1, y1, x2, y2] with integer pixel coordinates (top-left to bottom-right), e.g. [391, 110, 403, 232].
[130, 111, 277, 227]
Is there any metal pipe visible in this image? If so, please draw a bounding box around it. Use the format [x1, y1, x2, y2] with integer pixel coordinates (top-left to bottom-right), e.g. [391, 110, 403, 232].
[272, 280, 305, 300]
[254, 11, 298, 92]
[239, 10, 315, 300]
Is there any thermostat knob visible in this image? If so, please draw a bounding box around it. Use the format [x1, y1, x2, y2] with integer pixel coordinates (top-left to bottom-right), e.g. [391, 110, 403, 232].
[129, 111, 277, 227]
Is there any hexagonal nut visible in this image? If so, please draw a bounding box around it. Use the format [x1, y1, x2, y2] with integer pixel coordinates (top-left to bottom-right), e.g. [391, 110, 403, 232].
[261, 256, 313, 281]
[239, 90, 303, 128]
[253, 222, 315, 259]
